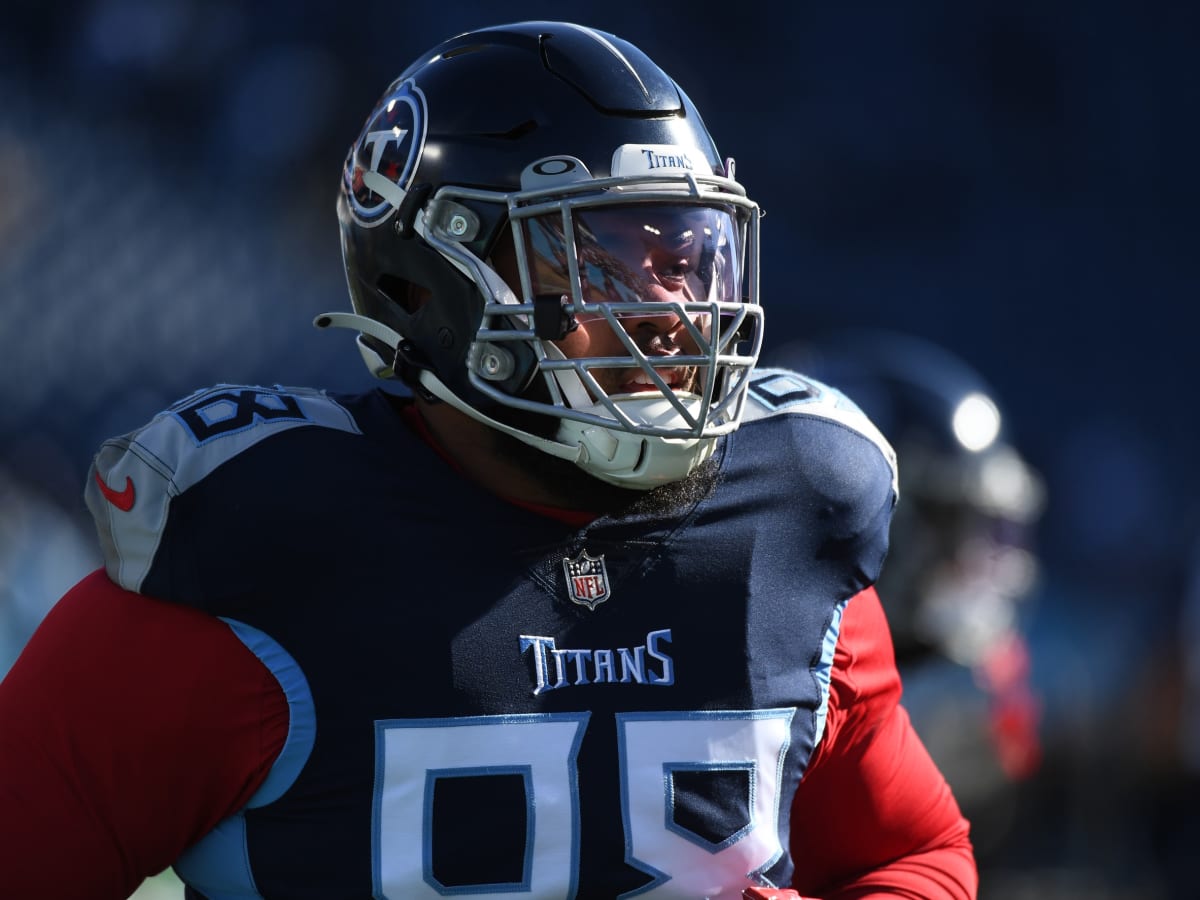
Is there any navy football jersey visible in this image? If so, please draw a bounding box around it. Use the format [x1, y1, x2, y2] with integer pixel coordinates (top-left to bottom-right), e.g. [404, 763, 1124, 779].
[85, 368, 896, 900]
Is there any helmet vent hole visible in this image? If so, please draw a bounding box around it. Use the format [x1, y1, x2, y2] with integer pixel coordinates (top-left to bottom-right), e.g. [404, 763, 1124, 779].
[377, 275, 424, 315]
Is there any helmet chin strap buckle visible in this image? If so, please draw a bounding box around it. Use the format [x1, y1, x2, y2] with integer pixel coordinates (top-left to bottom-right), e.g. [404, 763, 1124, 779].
[313, 311, 437, 398]
[393, 339, 438, 401]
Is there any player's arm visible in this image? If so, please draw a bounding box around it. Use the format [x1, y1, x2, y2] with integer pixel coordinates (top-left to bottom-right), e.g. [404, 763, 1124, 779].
[0, 569, 288, 899]
[789, 587, 978, 900]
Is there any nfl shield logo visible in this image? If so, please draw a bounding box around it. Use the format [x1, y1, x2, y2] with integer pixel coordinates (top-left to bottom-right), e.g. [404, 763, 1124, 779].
[562, 549, 611, 610]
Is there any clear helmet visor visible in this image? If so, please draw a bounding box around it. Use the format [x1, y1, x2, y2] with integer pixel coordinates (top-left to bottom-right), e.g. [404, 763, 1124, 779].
[512, 203, 750, 419]
[522, 203, 742, 322]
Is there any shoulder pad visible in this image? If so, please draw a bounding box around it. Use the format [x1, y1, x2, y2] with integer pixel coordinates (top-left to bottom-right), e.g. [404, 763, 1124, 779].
[85, 384, 361, 592]
[740, 367, 898, 496]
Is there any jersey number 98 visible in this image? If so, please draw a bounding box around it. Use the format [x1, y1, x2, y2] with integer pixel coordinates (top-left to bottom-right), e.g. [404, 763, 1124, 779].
[372, 708, 795, 899]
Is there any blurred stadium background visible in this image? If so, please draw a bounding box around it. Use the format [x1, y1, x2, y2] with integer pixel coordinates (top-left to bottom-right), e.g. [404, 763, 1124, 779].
[2, 1, 1197, 897]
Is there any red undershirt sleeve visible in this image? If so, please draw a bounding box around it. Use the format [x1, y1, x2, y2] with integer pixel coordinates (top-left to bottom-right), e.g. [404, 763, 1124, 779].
[789, 587, 978, 900]
[0, 569, 289, 900]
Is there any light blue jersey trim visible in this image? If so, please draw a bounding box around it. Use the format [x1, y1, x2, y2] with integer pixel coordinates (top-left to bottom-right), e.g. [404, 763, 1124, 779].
[86, 385, 361, 594]
[172, 817, 257, 899]
[812, 599, 848, 747]
[172, 619, 316, 898]
[222, 618, 318, 808]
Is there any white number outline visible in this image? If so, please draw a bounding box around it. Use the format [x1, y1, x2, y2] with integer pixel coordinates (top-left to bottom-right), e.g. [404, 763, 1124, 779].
[372, 713, 589, 899]
[616, 709, 795, 898]
[372, 708, 795, 899]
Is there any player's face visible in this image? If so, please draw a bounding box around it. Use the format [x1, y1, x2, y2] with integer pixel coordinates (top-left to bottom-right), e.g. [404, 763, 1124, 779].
[551, 312, 704, 397]
[494, 204, 741, 398]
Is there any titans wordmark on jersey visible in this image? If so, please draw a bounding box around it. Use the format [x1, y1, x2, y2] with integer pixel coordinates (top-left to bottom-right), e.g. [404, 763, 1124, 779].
[86, 372, 895, 899]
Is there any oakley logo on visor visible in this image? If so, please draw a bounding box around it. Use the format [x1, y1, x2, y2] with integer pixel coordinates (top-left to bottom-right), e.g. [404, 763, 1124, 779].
[521, 156, 593, 190]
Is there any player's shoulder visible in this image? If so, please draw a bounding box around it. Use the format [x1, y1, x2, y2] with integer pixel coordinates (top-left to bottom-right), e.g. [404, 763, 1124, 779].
[739, 366, 898, 491]
[741, 366, 879, 432]
[85, 383, 365, 591]
[89, 383, 362, 493]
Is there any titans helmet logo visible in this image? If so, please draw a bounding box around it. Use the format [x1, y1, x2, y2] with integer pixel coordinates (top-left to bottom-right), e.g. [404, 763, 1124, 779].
[343, 78, 427, 226]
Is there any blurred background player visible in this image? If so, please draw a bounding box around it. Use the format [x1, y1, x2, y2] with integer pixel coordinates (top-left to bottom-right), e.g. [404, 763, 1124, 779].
[769, 329, 1045, 859]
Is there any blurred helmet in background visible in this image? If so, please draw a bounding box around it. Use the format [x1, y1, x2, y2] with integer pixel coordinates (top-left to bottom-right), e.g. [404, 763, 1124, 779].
[771, 329, 1044, 668]
[770, 329, 1047, 843]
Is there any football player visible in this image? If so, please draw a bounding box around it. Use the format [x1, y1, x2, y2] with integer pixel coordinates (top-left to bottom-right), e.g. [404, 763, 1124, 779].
[0, 22, 976, 899]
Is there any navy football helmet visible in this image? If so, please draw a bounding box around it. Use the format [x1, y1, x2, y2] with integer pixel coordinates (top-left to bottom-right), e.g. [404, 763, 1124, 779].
[319, 21, 763, 488]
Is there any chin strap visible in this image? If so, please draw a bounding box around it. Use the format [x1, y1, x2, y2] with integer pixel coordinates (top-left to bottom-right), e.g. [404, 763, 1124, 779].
[414, 368, 584, 463]
[313, 311, 714, 489]
[313, 311, 584, 464]
[556, 394, 716, 488]
[418, 366, 714, 491]
[535, 344, 716, 487]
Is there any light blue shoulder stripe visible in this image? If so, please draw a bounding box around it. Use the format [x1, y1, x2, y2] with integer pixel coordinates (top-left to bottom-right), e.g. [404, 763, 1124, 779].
[172, 619, 316, 898]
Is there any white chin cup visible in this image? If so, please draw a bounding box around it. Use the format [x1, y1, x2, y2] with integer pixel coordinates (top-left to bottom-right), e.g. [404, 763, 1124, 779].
[555, 394, 717, 489]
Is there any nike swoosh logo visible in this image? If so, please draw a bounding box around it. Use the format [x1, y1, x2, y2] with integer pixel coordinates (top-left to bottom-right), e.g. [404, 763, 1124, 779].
[94, 470, 136, 512]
